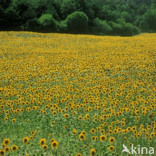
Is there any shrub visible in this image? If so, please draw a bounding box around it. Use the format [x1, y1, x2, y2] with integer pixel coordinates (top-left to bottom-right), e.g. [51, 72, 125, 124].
[65, 11, 88, 33]
[110, 20, 140, 36]
[24, 18, 39, 30]
[93, 18, 112, 34]
[59, 20, 67, 32]
[109, 21, 122, 35]
[37, 13, 59, 31]
[121, 22, 140, 36]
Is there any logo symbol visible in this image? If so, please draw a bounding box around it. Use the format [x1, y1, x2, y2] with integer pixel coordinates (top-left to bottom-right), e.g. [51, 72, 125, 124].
[122, 144, 130, 154]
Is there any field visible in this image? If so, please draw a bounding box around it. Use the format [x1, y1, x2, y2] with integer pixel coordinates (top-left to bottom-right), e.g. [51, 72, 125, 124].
[0, 32, 156, 156]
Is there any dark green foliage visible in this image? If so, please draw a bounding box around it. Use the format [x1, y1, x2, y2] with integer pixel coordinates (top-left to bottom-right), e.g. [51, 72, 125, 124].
[141, 9, 156, 32]
[24, 18, 40, 31]
[59, 20, 67, 32]
[120, 23, 140, 36]
[99, 5, 118, 21]
[37, 14, 59, 31]
[93, 18, 112, 34]
[121, 11, 132, 23]
[0, 0, 155, 35]
[65, 11, 88, 33]
[110, 20, 140, 36]
[61, 0, 77, 19]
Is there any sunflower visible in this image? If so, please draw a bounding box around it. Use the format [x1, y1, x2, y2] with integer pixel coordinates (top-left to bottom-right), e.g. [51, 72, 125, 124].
[85, 114, 90, 120]
[12, 118, 16, 123]
[123, 136, 127, 141]
[23, 136, 30, 144]
[11, 145, 18, 151]
[51, 140, 58, 149]
[76, 153, 82, 156]
[42, 144, 48, 150]
[64, 125, 68, 129]
[108, 130, 113, 134]
[50, 138, 55, 144]
[64, 113, 69, 119]
[90, 148, 96, 156]
[108, 145, 115, 151]
[30, 136, 33, 140]
[78, 133, 86, 141]
[100, 129, 105, 134]
[78, 116, 82, 120]
[31, 131, 35, 135]
[109, 137, 115, 144]
[31, 130, 37, 136]
[90, 128, 96, 134]
[72, 111, 76, 116]
[153, 126, 156, 131]
[3, 138, 10, 146]
[100, 135, 107, 142]
[93, 118, 98, 122]
[0, 150, 5, 156]
[150, 132, 155, 137]
[52, 111, 57, 115]
[51, 121, 55, 125]
[40, 138, 46, 146]
[4, 117, 8, 121]
[4, 146, 10, 152]
[108, 126, 112, 130]
[73, 129, 77, 135]
[91, 136, 96, 141]
[113, 129, 118, 134]
[132, 126, 136, 131]
[127, 127, 131, 131]
[81, 130, 86, 135]
[121, 121, 125, 126]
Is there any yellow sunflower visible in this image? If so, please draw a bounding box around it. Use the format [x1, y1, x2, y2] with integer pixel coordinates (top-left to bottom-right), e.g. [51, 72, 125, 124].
[109, 136, 115, 144]
[90, 148, 96, 156]
[2, 138, 10, 146]
[40, 138, 46, 146]
[51, 140, 58, 149]
[100, 134, 107, 142]
[108, 145, 115, 151]
[23, 136, 30, 144]
[42, 144, 48, 150]
[78, 133, 86, 141]
[11, 145, 18, 152]
[0, 149, 5, 156]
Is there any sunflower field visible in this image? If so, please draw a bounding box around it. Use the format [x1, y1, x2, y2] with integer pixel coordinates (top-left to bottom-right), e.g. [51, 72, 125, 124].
[0, 32, 156, 156]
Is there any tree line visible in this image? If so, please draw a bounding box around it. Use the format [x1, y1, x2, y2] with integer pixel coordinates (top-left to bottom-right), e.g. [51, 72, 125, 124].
[0, 0, 156, 36]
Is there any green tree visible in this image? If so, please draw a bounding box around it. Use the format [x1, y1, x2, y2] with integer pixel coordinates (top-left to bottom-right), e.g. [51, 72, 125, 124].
[38, 13, 59, 31]
[61, 0, 77, 19]
[121, 11, 132, 23]
[93, 18, 112, 34]
[110, 19, 140, 36]
[65, 11, 88, 33]
[142, 9, 156, 32]
[99, 5, 118, 21]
